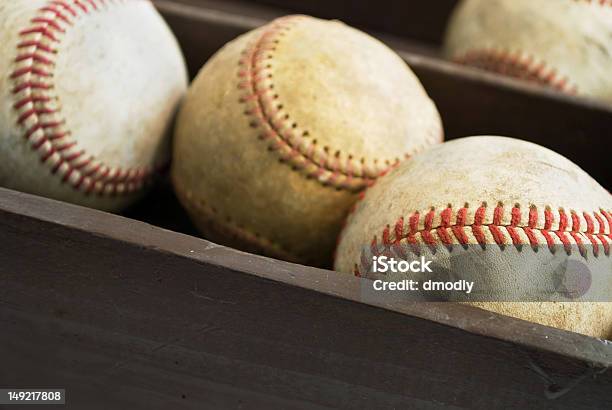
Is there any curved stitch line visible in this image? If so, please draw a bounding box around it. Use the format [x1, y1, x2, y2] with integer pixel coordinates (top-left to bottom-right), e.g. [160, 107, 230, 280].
[453, 49, 579, 95]
[332, 167, 393, 262]
[452, 0, 612, 93]
[573, 0, 612, 7]
[350, 204, 612, 276]
[173, 180, 304, 263]
[238, 15, 439, 191]
[10, 0, 158, 196]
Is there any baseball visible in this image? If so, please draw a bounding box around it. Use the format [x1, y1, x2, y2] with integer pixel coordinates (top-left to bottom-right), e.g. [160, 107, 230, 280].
[443, 0, 612, 102]
[334, 136, 612, 338]
[172, 15, 443, 267]
[0, 0, 188, 211]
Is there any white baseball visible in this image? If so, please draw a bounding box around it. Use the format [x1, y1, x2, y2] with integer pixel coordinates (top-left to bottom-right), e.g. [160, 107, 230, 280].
[335, 136, 612, 339]
[0, 0, 188, 211]
[444, 0, 612, 102]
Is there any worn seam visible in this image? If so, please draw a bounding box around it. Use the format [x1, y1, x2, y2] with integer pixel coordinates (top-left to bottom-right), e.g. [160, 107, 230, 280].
[10, 0, 157, 196]
[237, 15, 439, 191]
[351, 203, 612, 276]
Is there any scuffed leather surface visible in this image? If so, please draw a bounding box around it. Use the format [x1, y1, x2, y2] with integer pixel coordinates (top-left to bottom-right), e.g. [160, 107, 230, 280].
[172, 15, 442, 267]
[0, 0, 187, 211]
[444, 0, 612, 102]
[335, 136, 612, 339]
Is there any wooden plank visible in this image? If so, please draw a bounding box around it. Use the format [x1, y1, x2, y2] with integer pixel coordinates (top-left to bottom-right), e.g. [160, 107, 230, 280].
[217, 0, 459, 46]
[404, 54, 612, 190]
[0, 188, 610, 408]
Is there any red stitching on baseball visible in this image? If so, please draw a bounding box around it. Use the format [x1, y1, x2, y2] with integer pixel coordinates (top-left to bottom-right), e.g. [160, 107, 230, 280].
[40, 7, 72, 24]
[11, 67, 52, 78]
[453, 49, 579, 95]
[351, 204, 612, 276]
[452, 1, 612, 93]
[574, 0, 612, 7]
[10, 0, 154, 196]
[19, 27, 61, 41]
[15, 53, 54, 65]
[237, 15, 440, 191]
[172, 181, 303, 263]
[17, 41, 58, 54]
[31, 18, 66, 32]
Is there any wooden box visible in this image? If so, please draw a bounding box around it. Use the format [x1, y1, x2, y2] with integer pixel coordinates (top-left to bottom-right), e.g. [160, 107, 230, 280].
[1, 1, 610, 408]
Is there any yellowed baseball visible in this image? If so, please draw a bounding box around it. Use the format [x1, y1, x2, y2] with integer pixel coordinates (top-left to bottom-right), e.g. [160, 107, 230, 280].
[172, 15, 443, 267]
[335, 136, 612, 339]
[0, 0, 188, 211]
[444, 0, 612, 102]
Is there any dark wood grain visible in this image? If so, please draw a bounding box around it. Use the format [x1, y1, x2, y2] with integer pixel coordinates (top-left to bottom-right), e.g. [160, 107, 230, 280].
[233, 0, 459, 46]
[0, 187, 610, 409]
[1, 1, 611, 408]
